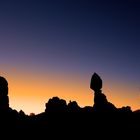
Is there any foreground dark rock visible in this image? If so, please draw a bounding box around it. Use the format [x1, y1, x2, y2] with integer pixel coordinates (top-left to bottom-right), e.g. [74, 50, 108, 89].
[0, 74, 139, 138]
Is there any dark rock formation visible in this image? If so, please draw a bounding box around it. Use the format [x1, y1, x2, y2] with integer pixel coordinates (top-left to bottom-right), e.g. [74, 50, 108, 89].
[45, 97, 67, 113]
[0, 73, 138, 138]
[0, 76, 9, 110]
[90, 73, 116, 112]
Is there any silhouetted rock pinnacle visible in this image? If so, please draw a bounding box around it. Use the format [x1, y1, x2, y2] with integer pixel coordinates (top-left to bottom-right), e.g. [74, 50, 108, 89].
[90, 73, 116, 112]
[0, 76, 9, 110]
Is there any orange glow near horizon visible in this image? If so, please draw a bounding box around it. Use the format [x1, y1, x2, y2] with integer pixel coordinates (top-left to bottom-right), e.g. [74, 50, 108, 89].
[1, 69, 140, 115]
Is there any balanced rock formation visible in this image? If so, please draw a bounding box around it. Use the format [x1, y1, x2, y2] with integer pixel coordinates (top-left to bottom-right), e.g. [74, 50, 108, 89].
[90, 73, 116, 112]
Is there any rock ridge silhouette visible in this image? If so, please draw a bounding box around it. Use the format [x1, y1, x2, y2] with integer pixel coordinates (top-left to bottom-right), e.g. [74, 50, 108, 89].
[0, 73, 138, 138]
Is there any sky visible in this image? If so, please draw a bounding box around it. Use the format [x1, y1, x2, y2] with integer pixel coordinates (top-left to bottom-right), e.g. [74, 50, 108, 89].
[0, 0, 140, 114]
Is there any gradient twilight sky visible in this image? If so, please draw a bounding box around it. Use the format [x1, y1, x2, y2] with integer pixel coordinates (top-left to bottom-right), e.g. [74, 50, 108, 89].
[0, 0, 140, 114]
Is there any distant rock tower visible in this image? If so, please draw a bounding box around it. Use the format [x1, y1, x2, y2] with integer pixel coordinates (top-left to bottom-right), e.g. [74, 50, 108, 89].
[90, 73, 116, 112]
[0, 76, 9, 110]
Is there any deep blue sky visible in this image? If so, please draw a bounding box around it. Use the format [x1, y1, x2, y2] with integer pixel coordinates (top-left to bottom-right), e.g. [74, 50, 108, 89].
[0, 0, 140, 113]
[0, 0, 139, 75]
